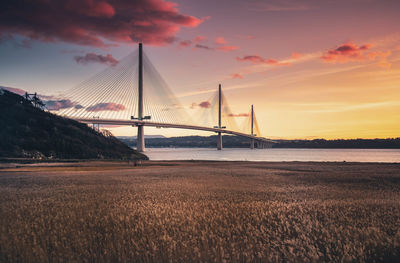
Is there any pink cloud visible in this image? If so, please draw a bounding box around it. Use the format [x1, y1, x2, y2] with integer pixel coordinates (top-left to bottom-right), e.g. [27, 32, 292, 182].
[265, 58, 291, 66]
[45, 99, 77, 111]
[236, 55, 290, 66]
[366, 50, 391, 60]
[216, 45, 239, 52]
[236, 55, 265, 63]
[179, 40, 192, 48]
[0, 86, 26, 96]
[0, 0, 203, 47]
[231, 73, 243, 79]
[74, 53, 118, 66]
[215, 37, 227, 45]
[86, 102, 126, 112]
[194, 36, 207, 42]
[291, 52, 302, 59]
[321, 42, 376, 63]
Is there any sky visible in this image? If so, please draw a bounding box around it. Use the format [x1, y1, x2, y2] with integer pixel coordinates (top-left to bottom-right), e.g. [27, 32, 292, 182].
[1, 0, 400, 139]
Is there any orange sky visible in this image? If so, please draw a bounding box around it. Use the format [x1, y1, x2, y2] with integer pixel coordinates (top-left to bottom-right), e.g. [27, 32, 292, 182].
[1, 0, 399, 139]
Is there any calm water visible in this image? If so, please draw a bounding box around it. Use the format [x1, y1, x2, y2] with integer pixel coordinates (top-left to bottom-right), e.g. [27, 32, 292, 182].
[145, 148, 400, 163]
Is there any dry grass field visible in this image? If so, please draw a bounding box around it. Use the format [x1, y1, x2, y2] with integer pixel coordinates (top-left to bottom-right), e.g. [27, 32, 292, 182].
[0, 161, 400, 262]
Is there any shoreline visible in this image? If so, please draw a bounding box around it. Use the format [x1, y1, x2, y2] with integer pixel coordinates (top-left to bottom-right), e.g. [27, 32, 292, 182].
[1, 159, 400, 170]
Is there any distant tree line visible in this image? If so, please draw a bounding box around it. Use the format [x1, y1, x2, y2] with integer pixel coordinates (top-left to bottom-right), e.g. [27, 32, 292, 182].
[119, 136, 400, 149]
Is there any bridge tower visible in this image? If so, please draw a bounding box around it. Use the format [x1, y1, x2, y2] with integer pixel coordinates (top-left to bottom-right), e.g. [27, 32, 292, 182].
[137, 43, 145, 152]
[217, 84, 223, 150]
[250, 104, 255, 149]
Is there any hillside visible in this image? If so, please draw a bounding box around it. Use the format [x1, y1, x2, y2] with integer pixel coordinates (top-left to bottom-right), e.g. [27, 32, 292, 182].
[0, 89, 147, 160]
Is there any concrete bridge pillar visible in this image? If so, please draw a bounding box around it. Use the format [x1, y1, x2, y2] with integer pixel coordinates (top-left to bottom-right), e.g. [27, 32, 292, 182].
[137, 125, 145, 152]
[217, 84, 223, 150]
[217, 132, 222, 150]
[250, 138, 255, 149]
[136, 43, 145, 152]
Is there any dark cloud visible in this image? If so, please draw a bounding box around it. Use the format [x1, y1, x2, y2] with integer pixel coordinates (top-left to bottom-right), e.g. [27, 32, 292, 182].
[86, 102, 126, 112]
[74, 53, 118, 66]
[194, 44, 214, 50]
[198, 101, 211, 108]
[179, 35, 238, 52]
[236, 55, 265, 63]
[190, 101, 212, 109]
[0, 0, 203, 47]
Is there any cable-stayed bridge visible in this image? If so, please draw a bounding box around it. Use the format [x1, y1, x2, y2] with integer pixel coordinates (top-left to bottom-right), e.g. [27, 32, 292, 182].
[56, 44, 274, 152]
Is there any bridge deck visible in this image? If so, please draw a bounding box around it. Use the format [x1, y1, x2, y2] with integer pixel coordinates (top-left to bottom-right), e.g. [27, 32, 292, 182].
[74, 118, 273, 143]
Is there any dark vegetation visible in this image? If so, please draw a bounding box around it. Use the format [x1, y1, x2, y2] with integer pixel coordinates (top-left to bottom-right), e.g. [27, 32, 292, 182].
[118, 135, 252, 148]
[119, 135, 400, 149]
[0, 89, 147, 160]
[274, 138, 400, 148]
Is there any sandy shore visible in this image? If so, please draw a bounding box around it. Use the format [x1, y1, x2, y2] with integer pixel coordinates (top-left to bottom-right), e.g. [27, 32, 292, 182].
[1, 161, 399, 262]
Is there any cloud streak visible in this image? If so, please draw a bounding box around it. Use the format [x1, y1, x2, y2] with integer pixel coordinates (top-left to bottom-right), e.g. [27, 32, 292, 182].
[86, 102, 126, 112]
[194, 44, 214, 50]
[228, 113, 249, 117]
[74, 53, 119, 66]
[231, 73, 243, 79]
[236, 55, 291, 66]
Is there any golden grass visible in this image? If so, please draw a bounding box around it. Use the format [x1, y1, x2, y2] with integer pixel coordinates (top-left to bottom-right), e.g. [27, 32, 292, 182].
[1, 161, 400, 262]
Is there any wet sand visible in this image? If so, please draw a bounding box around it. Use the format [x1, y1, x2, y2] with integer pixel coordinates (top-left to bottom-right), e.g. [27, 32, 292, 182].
[1, 161, 399, 262]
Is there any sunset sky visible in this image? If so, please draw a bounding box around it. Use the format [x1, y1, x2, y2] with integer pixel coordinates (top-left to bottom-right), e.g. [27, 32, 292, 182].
[1, 0, 400, 139]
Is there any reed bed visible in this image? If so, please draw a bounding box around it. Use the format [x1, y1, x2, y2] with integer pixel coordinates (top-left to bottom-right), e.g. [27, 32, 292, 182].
[0, 161, 399, 262]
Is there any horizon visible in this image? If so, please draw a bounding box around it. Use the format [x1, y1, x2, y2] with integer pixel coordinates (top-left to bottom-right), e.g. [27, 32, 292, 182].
[1, 0, 399, 139]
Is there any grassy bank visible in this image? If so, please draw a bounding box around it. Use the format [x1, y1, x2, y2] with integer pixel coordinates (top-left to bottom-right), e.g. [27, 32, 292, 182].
[0, 161, 399, 262]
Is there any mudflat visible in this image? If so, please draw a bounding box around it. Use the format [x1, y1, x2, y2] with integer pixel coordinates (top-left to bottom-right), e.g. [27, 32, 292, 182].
[1, 161, 399, 262]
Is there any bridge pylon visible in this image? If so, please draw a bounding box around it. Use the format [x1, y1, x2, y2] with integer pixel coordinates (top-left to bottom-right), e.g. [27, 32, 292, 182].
[137, 43, 145, 152]
[250, 104, 255, 149]
[217, 84, 223, 150]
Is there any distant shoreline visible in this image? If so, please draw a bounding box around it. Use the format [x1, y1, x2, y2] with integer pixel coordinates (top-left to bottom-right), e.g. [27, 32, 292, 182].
[118, 135, 400, 149]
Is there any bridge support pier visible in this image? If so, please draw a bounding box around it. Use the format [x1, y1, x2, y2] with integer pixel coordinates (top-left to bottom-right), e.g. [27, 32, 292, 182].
[217, 132, 222, 150]
[137, 125, 145, 152]
[250, 138, 255, 149]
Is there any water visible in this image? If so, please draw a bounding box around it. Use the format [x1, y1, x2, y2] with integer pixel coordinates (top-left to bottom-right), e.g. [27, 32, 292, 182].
[145, 148, 400, 163]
